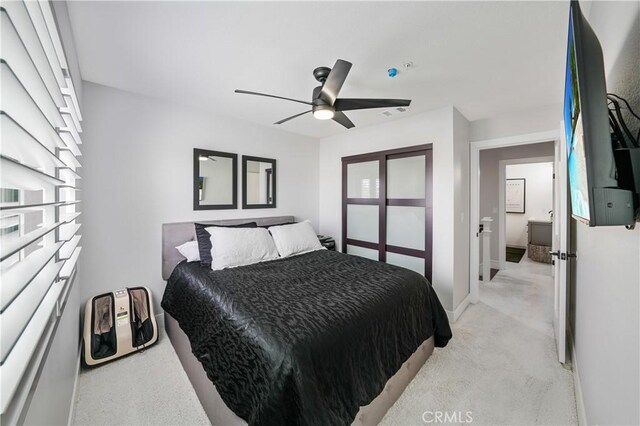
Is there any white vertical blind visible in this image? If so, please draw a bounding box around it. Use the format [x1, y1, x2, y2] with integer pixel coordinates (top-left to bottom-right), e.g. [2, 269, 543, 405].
[0, 0, 82, 415]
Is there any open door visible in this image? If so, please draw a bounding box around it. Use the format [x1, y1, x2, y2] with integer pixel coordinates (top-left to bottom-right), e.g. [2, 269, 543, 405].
[552, 127, 570, 364]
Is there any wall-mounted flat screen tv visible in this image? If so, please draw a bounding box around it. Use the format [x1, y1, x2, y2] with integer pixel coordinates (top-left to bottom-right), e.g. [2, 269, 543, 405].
[563, 0, 634, 226]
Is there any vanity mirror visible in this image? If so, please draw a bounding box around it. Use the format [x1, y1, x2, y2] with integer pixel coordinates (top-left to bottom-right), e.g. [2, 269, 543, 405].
[193, 149, 237, 210]
[242, 156, 276, 209]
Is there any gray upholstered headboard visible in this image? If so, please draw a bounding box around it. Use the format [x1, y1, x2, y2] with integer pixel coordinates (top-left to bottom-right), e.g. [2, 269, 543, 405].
[161, 216, 295, 280]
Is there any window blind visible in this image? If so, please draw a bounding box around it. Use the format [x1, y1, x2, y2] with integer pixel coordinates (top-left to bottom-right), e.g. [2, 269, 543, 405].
[0, 0, 83, 417]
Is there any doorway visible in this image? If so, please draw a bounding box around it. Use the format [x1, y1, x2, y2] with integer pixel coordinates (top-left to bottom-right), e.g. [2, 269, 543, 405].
[502, 158, 555, 269]
[469, 130, 570, 364]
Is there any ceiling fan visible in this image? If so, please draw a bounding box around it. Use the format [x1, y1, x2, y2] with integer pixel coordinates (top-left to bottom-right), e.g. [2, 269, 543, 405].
[235, 59, 411, 129]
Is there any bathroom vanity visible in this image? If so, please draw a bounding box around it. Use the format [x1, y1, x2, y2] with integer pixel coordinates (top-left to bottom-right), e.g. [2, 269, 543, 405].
[528, 220, 553, 264]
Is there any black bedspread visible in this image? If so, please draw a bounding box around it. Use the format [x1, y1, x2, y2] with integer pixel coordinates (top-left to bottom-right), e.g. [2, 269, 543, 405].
[161, 250, 451, 426]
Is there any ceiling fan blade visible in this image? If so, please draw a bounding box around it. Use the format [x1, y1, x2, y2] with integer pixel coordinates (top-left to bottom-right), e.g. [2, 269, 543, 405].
[332, 111, 355, 129]
[274, 110, 312, 125]
[334, 98, 411, 111]
[235, 89, 312, 106]
[318, 59, 352, 105]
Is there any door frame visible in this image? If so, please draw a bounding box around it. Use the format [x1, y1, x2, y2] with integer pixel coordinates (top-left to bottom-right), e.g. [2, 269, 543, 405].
[469, 130, 560, 304]
[498, 156, 555, 269]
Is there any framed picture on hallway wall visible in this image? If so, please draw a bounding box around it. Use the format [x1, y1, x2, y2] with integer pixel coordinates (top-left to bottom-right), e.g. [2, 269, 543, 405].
[506, 178, 526, 213]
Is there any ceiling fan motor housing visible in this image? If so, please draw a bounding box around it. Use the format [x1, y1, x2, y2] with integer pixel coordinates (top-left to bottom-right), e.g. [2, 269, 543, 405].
[311, 85, 334, 118]
[313, 66, 332, 83]
[312, 86, 331, 105]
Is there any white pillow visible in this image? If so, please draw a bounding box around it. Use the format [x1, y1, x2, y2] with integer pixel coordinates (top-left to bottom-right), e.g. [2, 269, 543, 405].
[268, 220, 324, 258]
[207, 227, 279, 270]
[175, 241, 201, 262]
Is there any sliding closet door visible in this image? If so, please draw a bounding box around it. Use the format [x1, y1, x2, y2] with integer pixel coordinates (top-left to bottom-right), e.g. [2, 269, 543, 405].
[342, 145, 433, 281]
[386, 151, 433, 279]
[343, 158, 382, 261]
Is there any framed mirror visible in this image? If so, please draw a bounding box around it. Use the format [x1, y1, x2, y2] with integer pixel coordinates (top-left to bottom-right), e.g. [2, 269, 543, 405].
[242, 156, 276, 209]
[193, 149, 237, 210]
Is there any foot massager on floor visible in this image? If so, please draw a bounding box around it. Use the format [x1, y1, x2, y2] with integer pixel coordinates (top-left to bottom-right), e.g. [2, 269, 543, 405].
[83, 287, 158, 366]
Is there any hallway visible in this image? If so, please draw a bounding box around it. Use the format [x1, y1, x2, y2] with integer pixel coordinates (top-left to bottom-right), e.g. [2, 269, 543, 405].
[482, 254, 555, 337]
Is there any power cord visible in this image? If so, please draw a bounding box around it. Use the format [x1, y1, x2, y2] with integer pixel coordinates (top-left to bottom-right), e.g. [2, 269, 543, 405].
[607, 94, 640, 229]
[607, 93, 640, 147]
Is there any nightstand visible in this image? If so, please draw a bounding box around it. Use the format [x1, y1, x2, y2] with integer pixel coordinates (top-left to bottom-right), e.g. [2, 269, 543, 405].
[317, 235, 336, 251]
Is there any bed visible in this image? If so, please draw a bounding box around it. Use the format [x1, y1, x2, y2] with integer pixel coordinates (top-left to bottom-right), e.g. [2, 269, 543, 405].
[160, 216, 451, 425]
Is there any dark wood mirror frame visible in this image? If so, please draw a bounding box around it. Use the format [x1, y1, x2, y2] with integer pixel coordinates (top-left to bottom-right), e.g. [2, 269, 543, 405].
[193, 148, 238, 210]
[242, 155, 276, 209]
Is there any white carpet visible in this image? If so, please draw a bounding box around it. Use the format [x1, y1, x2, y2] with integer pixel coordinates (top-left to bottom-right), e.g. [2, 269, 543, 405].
[381, 256, 577, 425]
[73, 256, 577, 425]
[72, 330, 210, 426]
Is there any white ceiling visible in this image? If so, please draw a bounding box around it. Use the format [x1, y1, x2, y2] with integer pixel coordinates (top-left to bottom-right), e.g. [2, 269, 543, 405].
[67, 1, 569, 139]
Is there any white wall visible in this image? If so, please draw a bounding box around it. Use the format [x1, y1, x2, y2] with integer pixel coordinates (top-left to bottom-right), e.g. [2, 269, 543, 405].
[79, 82, 319, 312]
[479, 142, 555, 263]
[469, 104, 561, 142]
[571, 2, 640, 425]
[319, 106, 470, 312]
[452, 108, 470, 307]
[505, 162, 553, 248]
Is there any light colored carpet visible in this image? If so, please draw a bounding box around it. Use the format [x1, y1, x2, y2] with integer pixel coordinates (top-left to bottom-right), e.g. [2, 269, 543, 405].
[73, 255, 577, 426]
[382, 255, 577, 425]
[72, 329, 209, 426]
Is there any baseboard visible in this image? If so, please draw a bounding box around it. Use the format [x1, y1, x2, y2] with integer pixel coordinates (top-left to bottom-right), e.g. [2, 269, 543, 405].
[573, 355, 587, 425]
[446, 293, 471, 323]
[155, 311, 165, 333]
[66, 344, 82, 426]
[568, 327, 587, 426]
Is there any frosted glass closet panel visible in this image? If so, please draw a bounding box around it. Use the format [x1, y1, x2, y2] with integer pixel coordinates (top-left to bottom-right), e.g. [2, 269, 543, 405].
[346, 245, 378, 260]
[386, 252, 425, 275]
[387, 206, 425, 250]
[387, 155, 425, 198]
[347, 161, 379, 198]
[346, 205, 378, 243]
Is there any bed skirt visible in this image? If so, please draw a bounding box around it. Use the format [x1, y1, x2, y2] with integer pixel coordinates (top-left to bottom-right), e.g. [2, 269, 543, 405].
[165, 312, 434, 425]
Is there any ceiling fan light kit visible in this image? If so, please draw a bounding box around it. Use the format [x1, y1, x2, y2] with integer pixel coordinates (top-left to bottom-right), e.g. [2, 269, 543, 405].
[235, 59, 411, 129]
[313, 105, 335, 120]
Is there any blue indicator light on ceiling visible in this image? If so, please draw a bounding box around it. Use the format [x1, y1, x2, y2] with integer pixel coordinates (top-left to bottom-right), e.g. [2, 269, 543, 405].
[388, 68, 398, 78]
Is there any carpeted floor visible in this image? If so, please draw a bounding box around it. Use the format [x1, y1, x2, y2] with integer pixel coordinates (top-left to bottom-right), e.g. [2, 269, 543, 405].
[72, 330, 210, 425]
[73, 256, 576, 426]
[381, 256, 576, 425]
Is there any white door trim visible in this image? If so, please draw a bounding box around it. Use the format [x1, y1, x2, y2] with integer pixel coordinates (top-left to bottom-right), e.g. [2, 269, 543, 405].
[469, 130, 559, 304]
[498, 156, 555, 269]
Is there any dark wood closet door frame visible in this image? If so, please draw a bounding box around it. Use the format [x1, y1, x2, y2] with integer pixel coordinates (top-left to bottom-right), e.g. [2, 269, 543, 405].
[341, 144, 433, 281]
